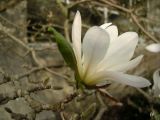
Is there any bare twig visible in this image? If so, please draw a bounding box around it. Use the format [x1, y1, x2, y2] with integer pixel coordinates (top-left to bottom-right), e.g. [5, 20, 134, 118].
[94, 92, 107, 120]
[25, 91, 78, 112]
[53, 24, 64, 29]
[68, 0, 91, 9]
[56, 0, 68, 17]
[0, 15, 23, 30]
[16, 67, 39, 79]
[1, 28, 30, 50]
[60, 112, 66, 120]
[64, 19, 70, 42]
[97, 88, 123, 106]
[130, 13, 159, 43]
[94, 107, 107, 120]
[98, 0, 132, 13]
[136, 88, 153, 102]
[94, 0, 159, 43]
[0, 0, 22, 11]
[45, 67, 69, 80]
[0, 26, 70, 81]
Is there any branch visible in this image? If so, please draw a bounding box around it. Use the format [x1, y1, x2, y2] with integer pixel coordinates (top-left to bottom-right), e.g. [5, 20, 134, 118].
[130, 13, 159, 43]
[0, 24, 69, 81]
[68, 0, 92, 9]
[94, 0, 159, 43]
[97, 88, 123, 106]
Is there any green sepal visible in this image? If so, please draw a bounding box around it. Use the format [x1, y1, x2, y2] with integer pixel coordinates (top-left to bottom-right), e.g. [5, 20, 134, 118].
[48, 27, 77, 70]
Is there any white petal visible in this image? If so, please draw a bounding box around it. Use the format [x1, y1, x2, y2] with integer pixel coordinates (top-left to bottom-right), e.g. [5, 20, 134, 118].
[100, 23, 118, 43]
[85, 71, 151, 88]
[153, 69, 160, 96]
[97, 32, 138, 70]
[72, 11, 83, 76]
[109, 55, 143, 72]
[72, 11, 82, 64]
[82, 26, 110, 78]
[100, 23, 112, 29]
[107, 72, 151, 88]
[145, 43, 160, 53]
[105, 25, 118, 42]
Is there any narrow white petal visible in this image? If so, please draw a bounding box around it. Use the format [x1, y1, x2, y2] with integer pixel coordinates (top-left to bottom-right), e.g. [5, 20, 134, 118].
[105, 25, 118, 42]
[82, 26, 110, 78]
[97, 32, 138, 70]
[145, 43, 160, 53]
[107, 72, 151, 88]
[85, 71, 151, 88]
[72, 11, 81, 63]
[72, 11, 83, 76]
[109, 55, 143, 72]
[153, 69, 160, 96]
[100, 23, 112, 29]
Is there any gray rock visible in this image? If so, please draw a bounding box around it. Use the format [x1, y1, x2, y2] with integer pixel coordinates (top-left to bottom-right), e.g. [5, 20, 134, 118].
[0, 82, 16, 100]
[30, 89, 69, 105]
[35, 110, 57, 120]
[0, 107, 12, 120]
[3, 98, 35, 120]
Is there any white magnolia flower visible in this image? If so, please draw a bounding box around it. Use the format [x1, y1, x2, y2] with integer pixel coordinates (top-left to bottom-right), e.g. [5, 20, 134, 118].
[152, 69, 160, 97]
[145, 43, 160, 53]
[72, 11, 151, 88]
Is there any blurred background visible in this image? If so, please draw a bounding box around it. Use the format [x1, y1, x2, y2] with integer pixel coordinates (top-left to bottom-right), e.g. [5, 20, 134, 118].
[0, 0, 160, 120]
